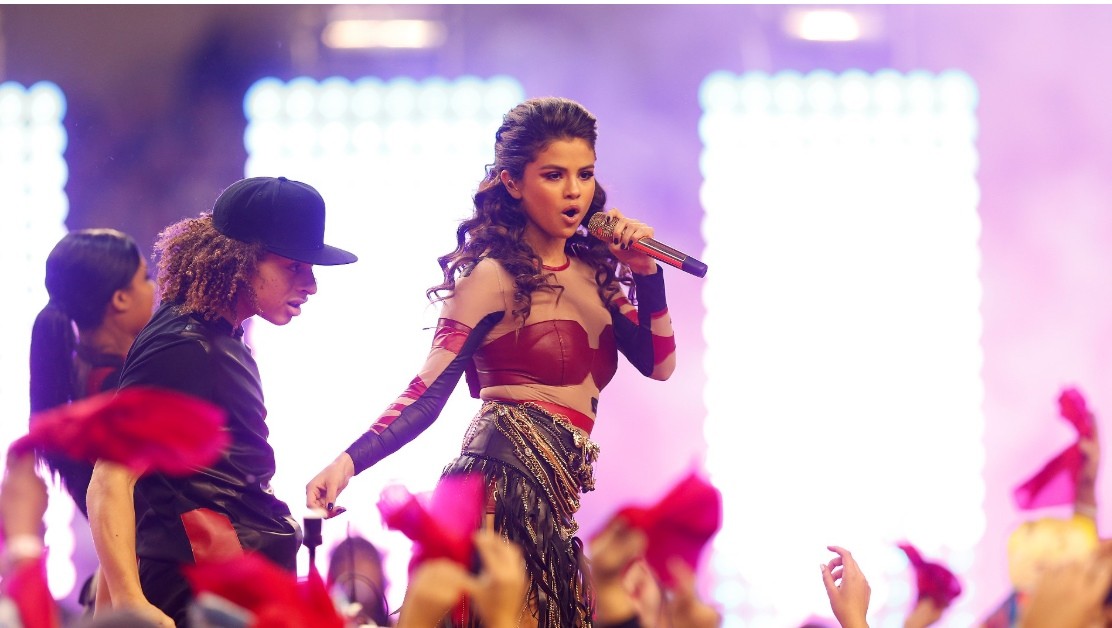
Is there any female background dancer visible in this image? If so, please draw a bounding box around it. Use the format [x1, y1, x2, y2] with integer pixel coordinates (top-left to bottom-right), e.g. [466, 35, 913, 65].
[29, 228, 154, 614]
[30, 228, 154, 515]
[308, 96, 677, 627]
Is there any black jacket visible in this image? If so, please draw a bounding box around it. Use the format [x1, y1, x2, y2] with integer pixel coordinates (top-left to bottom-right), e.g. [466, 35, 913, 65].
[119, 302, 301, 569]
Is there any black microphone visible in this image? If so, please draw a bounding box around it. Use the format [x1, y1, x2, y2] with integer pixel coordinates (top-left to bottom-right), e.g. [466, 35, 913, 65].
[303, 514, 323, 568]
[587, 213, 708, 278]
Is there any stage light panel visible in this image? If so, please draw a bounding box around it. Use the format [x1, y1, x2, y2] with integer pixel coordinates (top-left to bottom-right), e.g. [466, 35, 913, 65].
[700, 69, 982, 628]
[0, 80, 76, 603]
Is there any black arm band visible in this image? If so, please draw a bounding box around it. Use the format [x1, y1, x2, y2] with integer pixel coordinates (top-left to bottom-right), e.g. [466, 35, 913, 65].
[612, 267, 669, 377]
[345, 311, 504, 475]
[632, 264, 668, 314]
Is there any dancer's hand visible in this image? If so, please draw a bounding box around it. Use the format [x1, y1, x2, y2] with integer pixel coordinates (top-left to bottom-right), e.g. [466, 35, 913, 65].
[305, 453, 353, 518]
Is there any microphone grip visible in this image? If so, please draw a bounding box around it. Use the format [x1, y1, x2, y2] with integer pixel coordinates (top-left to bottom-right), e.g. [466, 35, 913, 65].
[303, 516, 323, 549]
[586, 212, 708, 278]
[633, 238, 709, 278]
[303, 515, 323, 567]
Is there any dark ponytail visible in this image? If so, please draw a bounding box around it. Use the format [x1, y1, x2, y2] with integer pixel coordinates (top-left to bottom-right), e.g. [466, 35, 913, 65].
[29, 229, 140, 412]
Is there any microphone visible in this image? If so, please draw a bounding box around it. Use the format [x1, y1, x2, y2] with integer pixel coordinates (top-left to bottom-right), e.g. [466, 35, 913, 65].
[303, 512, 324, 568]
[587, 213, 708, 278]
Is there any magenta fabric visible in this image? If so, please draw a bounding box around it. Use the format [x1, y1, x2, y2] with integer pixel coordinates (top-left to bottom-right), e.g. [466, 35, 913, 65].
[1013, 387, 1095, 509]
[898, 542, 963, 607]
[1059, 387, 1095, 438]
[12, 387, 228, 476]
[609, 471, 722, 588]
[377, 474, 484, 569]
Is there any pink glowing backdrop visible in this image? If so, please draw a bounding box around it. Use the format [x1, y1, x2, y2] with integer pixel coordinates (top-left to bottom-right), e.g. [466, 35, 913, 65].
[3, 4, 1112, 623]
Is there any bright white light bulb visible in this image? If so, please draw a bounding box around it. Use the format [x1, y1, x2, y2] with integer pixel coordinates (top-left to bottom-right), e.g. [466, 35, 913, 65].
[351, 77, 385, 119]
[285, 77, 319, 120]
[318, 77, 353, 120]
[449, 76, 484, 117]
[28, 82, 66, 123]
[790, 9, 862, 42]
[244, 77, 286, 121]
[699, 71, 739, 112]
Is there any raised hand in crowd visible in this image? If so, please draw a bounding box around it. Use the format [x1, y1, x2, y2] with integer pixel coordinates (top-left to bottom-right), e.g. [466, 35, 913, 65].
[0, 452, 48, 551]
[589, 517, 649, 626]
[1020, 539, 1112, 628]
[589, 517, 721, 628]
[1075, 426, 1100, 522]
[396, 529, 528, 628]
[663, 558, 722, 628]
[902, 598, 944, 628]
[821, 546, 871, 628]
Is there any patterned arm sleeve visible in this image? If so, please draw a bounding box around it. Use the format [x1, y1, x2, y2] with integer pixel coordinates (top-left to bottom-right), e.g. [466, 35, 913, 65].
[344, 310, 504, 475]
[612, 265, 677, 380]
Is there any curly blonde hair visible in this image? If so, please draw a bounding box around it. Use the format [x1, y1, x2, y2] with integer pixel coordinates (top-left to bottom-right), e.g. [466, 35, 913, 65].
[153, 214, 265, 322]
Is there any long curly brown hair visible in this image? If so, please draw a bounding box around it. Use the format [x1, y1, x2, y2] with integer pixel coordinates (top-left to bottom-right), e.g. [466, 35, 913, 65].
[427, 97, 631, 321]
[153, 214, 265, 322]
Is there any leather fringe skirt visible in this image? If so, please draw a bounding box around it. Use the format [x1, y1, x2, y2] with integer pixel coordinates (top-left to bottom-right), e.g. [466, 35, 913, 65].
[440, 400, 601, 628]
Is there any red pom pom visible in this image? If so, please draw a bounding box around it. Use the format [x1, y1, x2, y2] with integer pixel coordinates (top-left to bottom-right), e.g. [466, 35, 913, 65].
[898, 542, 963, 608]
[1, 556, 59, 628]
[185, 555, 344, 628]
[602, 471, 722, 588]
[377, 474, 484, 569]
[1014, 386, 1096, 509]
[13, 386, 228, 476]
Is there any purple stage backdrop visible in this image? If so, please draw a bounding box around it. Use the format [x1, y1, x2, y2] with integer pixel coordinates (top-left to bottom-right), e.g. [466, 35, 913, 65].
[3, 5, 1112, 625]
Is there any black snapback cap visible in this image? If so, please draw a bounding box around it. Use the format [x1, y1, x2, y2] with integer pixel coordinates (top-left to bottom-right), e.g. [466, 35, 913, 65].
[212, 176, 357, 266]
